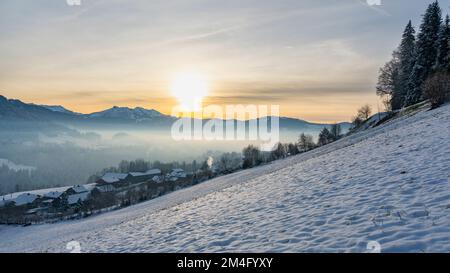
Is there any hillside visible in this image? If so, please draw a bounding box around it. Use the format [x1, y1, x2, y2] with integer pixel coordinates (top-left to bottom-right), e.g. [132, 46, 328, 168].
[0, 102, 449, 253]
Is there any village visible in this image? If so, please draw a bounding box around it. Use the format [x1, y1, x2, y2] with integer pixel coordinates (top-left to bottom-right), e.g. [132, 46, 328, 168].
[0, 167, 213, 225]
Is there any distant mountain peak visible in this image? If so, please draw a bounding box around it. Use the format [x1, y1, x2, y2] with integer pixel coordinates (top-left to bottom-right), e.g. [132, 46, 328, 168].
[87, 106, 164, 120]
[0, 95, 76, 121]
[40, 105, 81, 115]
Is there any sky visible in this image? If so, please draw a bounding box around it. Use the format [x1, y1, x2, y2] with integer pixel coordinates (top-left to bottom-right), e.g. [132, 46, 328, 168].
[0, 0, 449, 122]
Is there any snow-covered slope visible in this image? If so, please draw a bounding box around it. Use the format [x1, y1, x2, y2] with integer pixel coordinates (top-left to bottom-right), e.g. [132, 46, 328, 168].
[1, 103, 449, 253]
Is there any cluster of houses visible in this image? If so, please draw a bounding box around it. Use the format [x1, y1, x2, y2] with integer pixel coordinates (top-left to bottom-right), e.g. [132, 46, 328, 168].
[0, 184, 94, 208]
[0, 168, 194, 224]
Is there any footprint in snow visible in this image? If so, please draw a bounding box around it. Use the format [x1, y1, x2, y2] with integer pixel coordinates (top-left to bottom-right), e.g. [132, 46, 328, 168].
[409, 210, 430, 218]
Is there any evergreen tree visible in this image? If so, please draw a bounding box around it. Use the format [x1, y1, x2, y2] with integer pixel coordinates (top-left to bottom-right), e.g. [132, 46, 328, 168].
[287, 143, 299, 155]
[242, 145, 261, 169]
[192, 160, 197, 172]
[200, 160, 209, 171]
[406, 1, 442, 106]
[271, 143, 287, 160]
[330, 124, 342, 141]
[437, 15, 450, 71]
[317, 128, 333, 146]
[297, 133, 315, 152]
[397, 21, 416, 109]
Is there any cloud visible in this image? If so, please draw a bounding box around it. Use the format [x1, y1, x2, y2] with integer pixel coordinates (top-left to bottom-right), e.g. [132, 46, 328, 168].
[353, 0, 391, 16]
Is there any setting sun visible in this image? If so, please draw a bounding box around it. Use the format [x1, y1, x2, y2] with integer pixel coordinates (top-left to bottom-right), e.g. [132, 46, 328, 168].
[170, 72, 208, 112]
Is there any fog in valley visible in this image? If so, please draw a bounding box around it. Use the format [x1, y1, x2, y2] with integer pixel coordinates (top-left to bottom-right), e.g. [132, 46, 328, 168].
[0, 124, 304, 195]
[0, 97, 347, 195]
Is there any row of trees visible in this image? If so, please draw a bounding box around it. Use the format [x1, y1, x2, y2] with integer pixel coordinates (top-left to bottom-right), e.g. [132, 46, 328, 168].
[377, 1, 450, 110]
[242, 124, 342, 169]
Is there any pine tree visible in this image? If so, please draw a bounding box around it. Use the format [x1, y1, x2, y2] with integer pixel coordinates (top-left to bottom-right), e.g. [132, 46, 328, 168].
[436, 15, 450, 71]
[405, 1, 442, 106]
[318, 128, 333, 146]
[397, 21, 416, 109]
[297, 133, 315, 152]
[330, 124, 342, 141]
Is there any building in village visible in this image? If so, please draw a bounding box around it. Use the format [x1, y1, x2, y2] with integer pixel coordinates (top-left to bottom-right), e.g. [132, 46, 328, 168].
[95, 173, 129, 192]
[65, 184, 95, 206]
[0, 168, 196, 223]
[95, 169, 163, 191]
[9, 193, 39, 207]
[166, 168, 187, 181]
[126, 169, 162, 183]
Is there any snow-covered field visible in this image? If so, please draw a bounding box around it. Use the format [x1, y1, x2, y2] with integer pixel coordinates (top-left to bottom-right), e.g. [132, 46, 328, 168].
[0, 103, 449, 253]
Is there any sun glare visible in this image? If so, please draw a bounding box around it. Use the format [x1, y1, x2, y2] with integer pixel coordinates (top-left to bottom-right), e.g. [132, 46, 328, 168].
[170, 72, 208, 112]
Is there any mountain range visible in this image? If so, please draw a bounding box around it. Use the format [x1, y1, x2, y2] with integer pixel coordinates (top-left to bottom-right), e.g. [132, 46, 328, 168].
[0, 95, 351, 133]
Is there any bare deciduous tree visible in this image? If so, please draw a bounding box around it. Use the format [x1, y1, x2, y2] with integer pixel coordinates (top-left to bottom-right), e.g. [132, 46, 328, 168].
[423, 72, 450, 108]
[357, 104, 372, 121]
[351, 104, 373, 129]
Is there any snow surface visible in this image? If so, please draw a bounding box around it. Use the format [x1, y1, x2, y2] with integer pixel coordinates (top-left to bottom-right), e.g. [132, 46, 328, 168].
[100, 173, 128, 183]
[129, 169, 162, 177]
[0, 103, 449, 253]
[10, 193, 38, 206]
[67, 192, 90, 205]
[44, 191, 64, 199]
[70, 184, 95, 194]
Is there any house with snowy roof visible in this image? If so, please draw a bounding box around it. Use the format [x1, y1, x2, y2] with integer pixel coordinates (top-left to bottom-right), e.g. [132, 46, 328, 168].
[126, 169, 162, 183]
[97, 173, 128, 184]
[152, 175, 164, 183]
[67, 192, 90, 206]
[63, 184, 95, 206]
[95, 173, 129, 192]
[95, 170, 163, 192]
[64, 185, 92, 195]
[166, 168, 187, 181]
[10, 193, 39, 207]
[37, 191, 66, 209]
[44, 191, 64, 199]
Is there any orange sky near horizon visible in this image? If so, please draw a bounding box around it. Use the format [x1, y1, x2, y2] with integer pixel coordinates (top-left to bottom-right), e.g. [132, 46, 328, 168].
[0, 87, 381, 123]
[2, 0, 426, 124]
